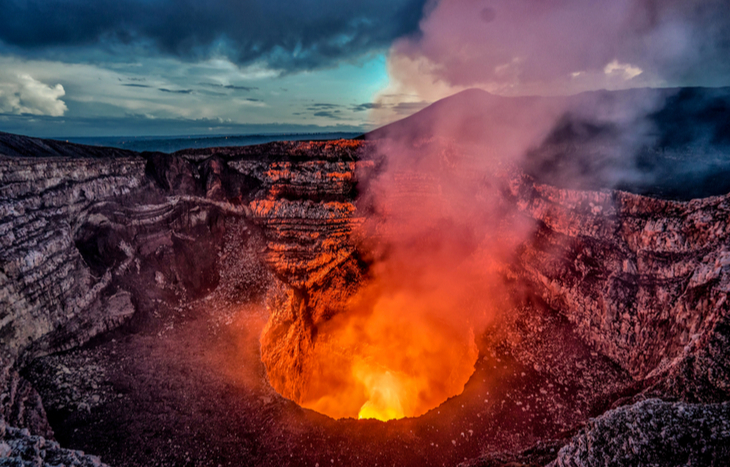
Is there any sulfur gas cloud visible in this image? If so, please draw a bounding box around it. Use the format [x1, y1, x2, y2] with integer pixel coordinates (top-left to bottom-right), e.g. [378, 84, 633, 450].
[292, 0, 730, 421]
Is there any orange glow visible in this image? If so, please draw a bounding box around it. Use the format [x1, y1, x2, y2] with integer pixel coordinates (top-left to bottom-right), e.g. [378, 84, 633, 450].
[355, 366, 405, 420]
[294, 243, 492, 421]
[260, 137, 531, 421]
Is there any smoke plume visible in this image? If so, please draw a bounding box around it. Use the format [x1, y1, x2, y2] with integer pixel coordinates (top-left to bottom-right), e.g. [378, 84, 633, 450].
[292, 0, 730, 420]
[379, 0, 730, 103]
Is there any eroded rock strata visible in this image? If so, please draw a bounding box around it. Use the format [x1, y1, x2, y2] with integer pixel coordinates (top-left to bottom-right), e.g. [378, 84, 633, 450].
[1, 131, 729, 466]
[511, 179, 730, 401]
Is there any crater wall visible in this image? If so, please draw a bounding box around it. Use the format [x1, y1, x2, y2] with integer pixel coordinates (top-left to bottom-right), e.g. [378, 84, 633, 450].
[1, 131, 729, 466]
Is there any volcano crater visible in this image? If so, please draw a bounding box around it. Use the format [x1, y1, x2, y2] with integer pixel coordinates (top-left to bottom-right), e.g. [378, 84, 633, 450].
[2, 130, 730, 467]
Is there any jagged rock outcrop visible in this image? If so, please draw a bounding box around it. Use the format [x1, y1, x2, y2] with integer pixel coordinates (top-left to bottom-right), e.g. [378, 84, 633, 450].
[510, 176, 730, 401]
[464, 400, 730, 466]
[225, 142, 373, 403]
[0, 419, 108, 466]
[549, 399, 730, 466]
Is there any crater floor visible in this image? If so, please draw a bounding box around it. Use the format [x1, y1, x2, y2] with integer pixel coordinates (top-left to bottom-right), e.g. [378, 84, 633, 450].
[2, 130, 730, 466]
[25, 277, 633, 467]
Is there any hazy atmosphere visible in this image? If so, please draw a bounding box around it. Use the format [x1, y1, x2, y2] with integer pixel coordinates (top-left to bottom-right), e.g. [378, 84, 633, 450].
[3, 0, 730, 137]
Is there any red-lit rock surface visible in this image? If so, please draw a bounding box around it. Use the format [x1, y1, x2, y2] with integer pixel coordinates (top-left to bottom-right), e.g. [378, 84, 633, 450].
[2, 131, 729, 466]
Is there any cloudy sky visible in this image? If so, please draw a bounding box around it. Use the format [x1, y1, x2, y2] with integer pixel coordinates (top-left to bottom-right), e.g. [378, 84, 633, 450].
[0, 0, 430, 137]
[1, 0, 730, 137]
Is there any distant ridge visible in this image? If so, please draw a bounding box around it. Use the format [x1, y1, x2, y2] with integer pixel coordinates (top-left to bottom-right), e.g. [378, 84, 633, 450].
[0, 131, 138, 159]
[363, 88, 534, 141]
[61, 132, 362, 154]
[363, 86, 730, 199]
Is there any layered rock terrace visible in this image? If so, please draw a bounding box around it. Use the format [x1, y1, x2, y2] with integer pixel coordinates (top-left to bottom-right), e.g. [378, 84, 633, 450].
[1, 131, 729, 466]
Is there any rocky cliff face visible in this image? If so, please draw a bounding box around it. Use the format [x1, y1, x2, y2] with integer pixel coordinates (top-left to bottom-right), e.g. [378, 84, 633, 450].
[1, 131, 729, 466]
[1, 143, 146, 441]
[0, 134, 376, 464]
[549, 399, 730, 466]
[510, 177, 730, 402]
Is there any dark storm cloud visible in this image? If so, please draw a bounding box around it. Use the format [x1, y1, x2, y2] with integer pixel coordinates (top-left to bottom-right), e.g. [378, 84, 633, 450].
[313, 110, 342, 118]
[122, 83, 151, 88]
[0, 0, 429, 72]
[199, 83, 258, 92]
[159, 88, 193, 94]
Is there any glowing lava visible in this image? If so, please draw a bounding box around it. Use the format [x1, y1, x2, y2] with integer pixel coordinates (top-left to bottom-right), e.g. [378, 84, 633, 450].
[259, 146, 512, 421]
[296, 278, 482, 421]
[355, 366, 405, 420]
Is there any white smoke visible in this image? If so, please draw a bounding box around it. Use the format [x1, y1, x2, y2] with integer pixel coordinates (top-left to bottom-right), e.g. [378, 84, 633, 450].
[372, 0, 730, 123]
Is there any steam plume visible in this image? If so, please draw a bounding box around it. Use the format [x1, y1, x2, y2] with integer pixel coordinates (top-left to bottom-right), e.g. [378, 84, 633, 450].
[294, 0, 730, 420]
[379, 0, 730, 104]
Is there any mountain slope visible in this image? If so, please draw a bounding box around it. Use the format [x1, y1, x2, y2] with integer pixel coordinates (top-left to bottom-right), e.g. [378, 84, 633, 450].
[365, 87, 730, 199]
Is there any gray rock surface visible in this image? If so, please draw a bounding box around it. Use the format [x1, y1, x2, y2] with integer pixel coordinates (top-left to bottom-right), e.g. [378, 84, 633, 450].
[1, 131, 729, 466]
[550, 399, 730, 466]
[0, 419, 108, 466]
[511, 177, 730, 401]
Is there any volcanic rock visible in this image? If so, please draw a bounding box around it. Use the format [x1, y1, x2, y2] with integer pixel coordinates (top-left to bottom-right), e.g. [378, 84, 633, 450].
[1, 107, 730, 467]
[0, 419, 108, 467]
[550, 399, 730, 466]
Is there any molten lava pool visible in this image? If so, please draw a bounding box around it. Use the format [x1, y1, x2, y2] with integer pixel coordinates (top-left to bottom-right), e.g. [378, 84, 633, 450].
[300, 293, 480, 421]
[261, 265, 493, 421]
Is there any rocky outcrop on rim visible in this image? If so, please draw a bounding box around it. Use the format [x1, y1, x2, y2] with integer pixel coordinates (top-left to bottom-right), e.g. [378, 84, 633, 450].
[510, 176, 730, 403]
[549, 399, 730, 466]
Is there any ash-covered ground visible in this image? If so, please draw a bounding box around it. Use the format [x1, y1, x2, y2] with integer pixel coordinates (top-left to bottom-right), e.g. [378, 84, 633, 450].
[21, 217, 634, 467]
[22, 249, 631, 466]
